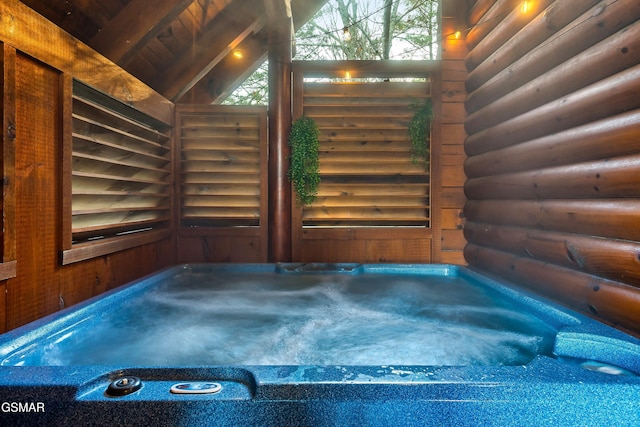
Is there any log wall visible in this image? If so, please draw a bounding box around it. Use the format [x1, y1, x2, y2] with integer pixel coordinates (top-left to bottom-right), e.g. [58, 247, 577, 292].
[463, 0, 640, 335]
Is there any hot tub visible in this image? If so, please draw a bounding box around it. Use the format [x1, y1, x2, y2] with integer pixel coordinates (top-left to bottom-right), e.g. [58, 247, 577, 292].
[0, 263, 638, 426]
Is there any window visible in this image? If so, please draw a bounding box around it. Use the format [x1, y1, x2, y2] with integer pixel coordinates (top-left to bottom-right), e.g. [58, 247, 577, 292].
[299, 76, 431, 227]
[60, 80, 172, 264]
[177, 106, 267, 228]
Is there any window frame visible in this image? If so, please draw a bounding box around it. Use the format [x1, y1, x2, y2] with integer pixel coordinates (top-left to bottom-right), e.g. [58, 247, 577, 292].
[60, 77, 173, 265]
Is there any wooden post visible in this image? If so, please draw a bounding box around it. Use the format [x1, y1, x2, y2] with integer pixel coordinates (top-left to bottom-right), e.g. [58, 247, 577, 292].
[265, 0, 292, 262]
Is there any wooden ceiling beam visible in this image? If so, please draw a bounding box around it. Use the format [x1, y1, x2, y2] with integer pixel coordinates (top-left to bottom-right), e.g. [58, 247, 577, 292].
[89, 0, 194, 65]
[153, 2, 266, 101]
[290, 0, 331, 29]
[0, 0, 173, 125]
[177, 30, 268, 104]
[177, 0, 329, 105]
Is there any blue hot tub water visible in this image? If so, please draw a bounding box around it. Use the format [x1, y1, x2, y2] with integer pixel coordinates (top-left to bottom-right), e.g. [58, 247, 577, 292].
[14, 266, 556, 367]
[0, 263, 639, 426]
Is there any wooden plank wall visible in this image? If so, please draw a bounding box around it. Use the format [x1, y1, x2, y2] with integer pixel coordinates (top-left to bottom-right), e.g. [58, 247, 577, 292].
[175, 105, 268, 262]
[0, 0, 174, 333]
[291, 72, 433, 263]
[463, 0, 640, 335]
[438, 0, 470, 264]
[301, 81, 431, 227]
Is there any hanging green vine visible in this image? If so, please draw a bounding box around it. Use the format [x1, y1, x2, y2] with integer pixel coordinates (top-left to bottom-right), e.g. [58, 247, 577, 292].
[408, 99, 433, 170]
[288, 116, 321, 207]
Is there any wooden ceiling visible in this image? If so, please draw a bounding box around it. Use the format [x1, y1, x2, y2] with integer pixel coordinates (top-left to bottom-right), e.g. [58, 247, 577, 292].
[19, 0, 328, 104]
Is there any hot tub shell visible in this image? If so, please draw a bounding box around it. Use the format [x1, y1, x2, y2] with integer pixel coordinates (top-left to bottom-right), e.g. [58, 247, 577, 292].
[0, 263, 638, 426]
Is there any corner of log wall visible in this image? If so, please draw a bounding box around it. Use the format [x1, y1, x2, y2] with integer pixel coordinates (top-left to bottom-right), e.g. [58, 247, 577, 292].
[462, 0, 640, 336]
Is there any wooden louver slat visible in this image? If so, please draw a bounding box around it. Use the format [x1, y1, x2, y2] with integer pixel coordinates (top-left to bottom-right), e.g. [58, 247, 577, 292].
[179, 109, 265, 228]
[302, 80, 431, 227]
[71, 85, 171, 243]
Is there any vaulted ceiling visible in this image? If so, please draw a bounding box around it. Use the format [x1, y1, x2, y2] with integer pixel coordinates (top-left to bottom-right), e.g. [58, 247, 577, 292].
[20, 0, 328, 104]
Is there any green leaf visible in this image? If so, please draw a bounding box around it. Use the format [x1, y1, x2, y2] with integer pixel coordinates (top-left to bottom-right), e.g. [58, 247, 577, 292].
[408, 99, 432, 171]
[288, 116, 321, 206]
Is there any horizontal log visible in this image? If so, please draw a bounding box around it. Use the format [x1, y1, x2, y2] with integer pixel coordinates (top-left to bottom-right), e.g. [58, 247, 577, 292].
[464, 199, 640, 242]
[464, 221, 640, 286]
[466, 20, 640, 134]
[465, 0, 599, 103]
[466, 0, 520, 49]
[464, 244, 640, 334]
[465, 64, 640, 156]
[466, 0, 640, 110]
[464, 109, 640, 177]
[467, 0, 498, 25]
[465, 0, 554, 72]
[465, 153, 640, 200]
